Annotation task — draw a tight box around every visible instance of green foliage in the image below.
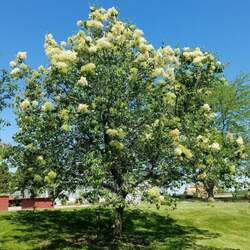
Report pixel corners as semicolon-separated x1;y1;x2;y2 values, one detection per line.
8;6;248;236
143;186;165;209
208;73;250;135
0;69;15;130
207;73;250;180
0;144;12;194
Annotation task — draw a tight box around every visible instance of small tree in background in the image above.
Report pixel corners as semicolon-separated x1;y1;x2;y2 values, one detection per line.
0;67;16;195
208;73;250;190
208;73;250;135
189;127;245;200
0;144;12;194
0;68;15;131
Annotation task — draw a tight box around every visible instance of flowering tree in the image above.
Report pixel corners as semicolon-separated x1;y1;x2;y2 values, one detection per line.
158;47;246;199
11;7;196;237
187;120;246;200
9;6;247;237
208;74;250;184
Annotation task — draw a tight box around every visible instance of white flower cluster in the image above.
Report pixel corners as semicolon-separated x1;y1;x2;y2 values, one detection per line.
86;20;104;29
16;51;27;62
96;37;112;50
111;21;125;35
77;76;88;87
77;7;118;31
20;99;30;110
42;101;53;112
74;7;178;77
182;47;221;69
169;128;180;138
81;63;96;73
196;135;209;144
236;136;244;145
210;142;220;151
45;34;78;73
174;144;193;159
183;47;205;64
77;103;89;113
10;51;29;79
157;46;179;65
89;7;118;21
150;46;180;80
202;103;211;112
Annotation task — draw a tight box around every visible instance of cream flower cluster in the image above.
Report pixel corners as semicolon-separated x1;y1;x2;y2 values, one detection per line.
77;76;88;87
88;7;118;22
42;101;53;112
110;140;124;150
236;136;244;145
210;142;221;151
202;103;211;112
174;144;192;159
96;37;112;50
107;128;126;138
77;7;118;32
16;51;27;62
85;7;118;30
169;128;180;138
196;135;209;144
163;92;176;106
201;104;216;120
150;46;180;80
111;21;126;35
81;63;96;73
77;103;89;113
86;20;104;29
45;34;78;73
183;47;204;63
10;68;22;79
157;46;179;66
37;155;44;161
10;51;29;79
182;47;221;69
73;7;178;78
20;99;30;110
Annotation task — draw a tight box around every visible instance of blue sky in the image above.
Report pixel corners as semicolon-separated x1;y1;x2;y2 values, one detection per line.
1;0;250;143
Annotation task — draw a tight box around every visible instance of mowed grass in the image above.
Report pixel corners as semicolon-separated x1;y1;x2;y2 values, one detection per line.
0;202;249;250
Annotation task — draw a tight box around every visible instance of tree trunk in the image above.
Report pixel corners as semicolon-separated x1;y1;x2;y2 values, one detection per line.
114;206;124;239
205;182;215;201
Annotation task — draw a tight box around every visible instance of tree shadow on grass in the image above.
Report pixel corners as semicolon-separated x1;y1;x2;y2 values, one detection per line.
0;208;239;250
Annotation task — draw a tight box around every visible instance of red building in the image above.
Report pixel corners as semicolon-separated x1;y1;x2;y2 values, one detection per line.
0;195;9;211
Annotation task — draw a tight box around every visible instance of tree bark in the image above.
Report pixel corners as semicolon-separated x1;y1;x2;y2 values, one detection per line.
114;205;124;239
205;182;215;201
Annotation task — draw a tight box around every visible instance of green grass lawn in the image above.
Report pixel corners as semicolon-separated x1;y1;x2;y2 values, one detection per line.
0;202;249;250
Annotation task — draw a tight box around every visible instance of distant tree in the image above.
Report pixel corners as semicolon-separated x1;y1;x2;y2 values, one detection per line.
189;128;245;200
0;144;12;194
208;74;250;182
0;68;16;130
0;65;16;195
208;73;250;136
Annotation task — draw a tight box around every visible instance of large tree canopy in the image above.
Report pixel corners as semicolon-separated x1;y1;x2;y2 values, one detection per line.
9;6;247;236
